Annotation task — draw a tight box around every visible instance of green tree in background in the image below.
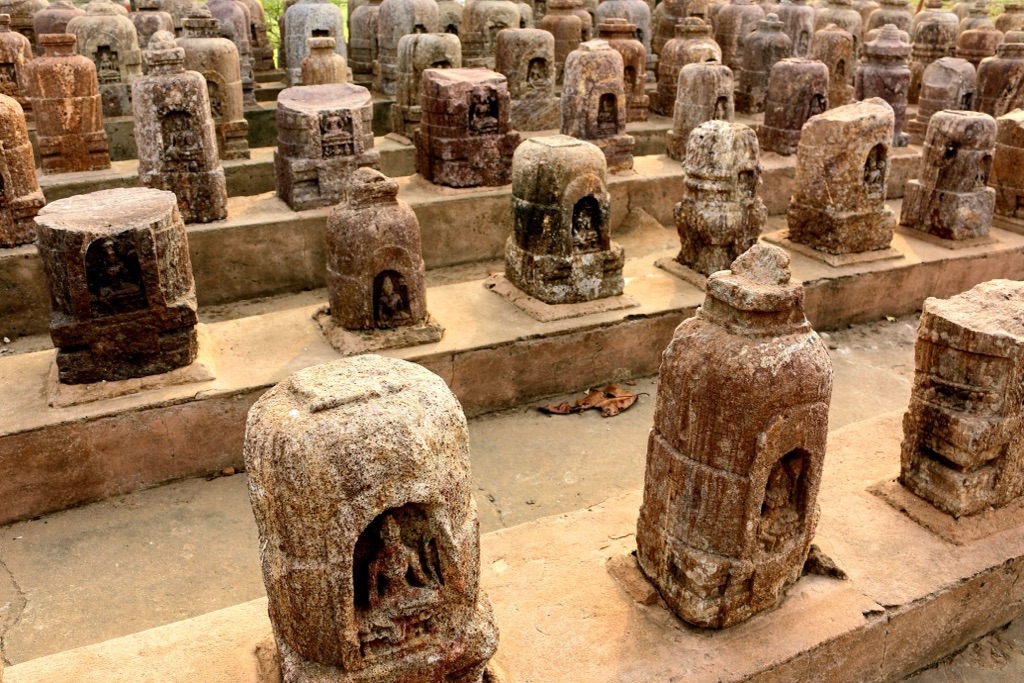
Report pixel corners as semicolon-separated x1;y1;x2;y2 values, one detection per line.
261;0;349;59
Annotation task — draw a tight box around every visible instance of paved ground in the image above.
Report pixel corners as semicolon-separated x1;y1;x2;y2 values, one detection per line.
9;310;1007;681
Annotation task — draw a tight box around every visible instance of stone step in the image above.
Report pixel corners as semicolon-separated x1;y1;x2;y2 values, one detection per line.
8;411;1024;683
2;149;922;339
2;217;1022;525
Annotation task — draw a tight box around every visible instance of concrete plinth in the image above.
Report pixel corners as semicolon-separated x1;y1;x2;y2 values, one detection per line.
9;411;1024;683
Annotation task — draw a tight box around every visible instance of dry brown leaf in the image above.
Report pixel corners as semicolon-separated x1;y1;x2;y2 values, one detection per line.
538;384;641;417
598;393;639;417
538;401;576;415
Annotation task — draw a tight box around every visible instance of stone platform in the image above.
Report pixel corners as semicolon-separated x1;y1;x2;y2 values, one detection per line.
8;410;1024;683
2;216;1023;525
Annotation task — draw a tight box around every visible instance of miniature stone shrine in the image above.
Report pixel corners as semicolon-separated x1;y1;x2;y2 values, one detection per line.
436;0;462;35
130;0;174;56
539;0;585;83
652;0;688;57
276;83;380;211
0;94;43;247
977;41;1024;118
320;168;442;349
814;0;862;57
735;13;790;114
390;32;460;139
666;61;734;160
177;6;250;161
652;18;720;116
635;242;833;629
672;120;766;276
566;0;595;41
162;0;193;36
415;68;519;187
277;0;297;69
237;0;274;72
133;31;227;224
35;187;199;384
809;23;854;108
244;355;498;682
282;0;344;87
596;0;654;76
866;0;912;34
504;134;625;303
25;33;111;174
0;0;46;55
908;0;959;104
495;27;559;130
906;57;975;146
66;0;142;117
992;110;1024;221
786;98;897;256
561;39;635;171
0;14;32;114
900;281;1024;517
957;23;1003;70
774;0;813;56
960;0;994;33
376;0;439;95
714;0;764;71
301;36;347;84
462;0;519;69
757;57;828;156
208;0;255;106
998;3;1024;32
348;0;380;87
855;25;912;147
597;18;648;122
33;0;83;43
900;111;996;242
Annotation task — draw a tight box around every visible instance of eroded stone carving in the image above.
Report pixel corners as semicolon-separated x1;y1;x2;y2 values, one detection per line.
495;27;558;130
376;0;439;95
25;33;112;174
301;35;347;84
244;355;498;682
977;41;1024;118
908;0;959;104
901;110;996;241
275;83;380;210
774;0;812;56
391;32;460;139
636;242;833;629
653;18;720;116
960;0;994;33
539;0;585;83
133;31;227;224
866;0;912;34
814;0;862;56
900;281;1024;517
0;93;43;247
561;39;635;171
735;12;790;114
666;60;733;160
596;0;655;76
809;23;854;108
348;0;380;87
787;98;897;254
652;0;688;58
597;17;649;122
757;57;828;156
416;67;519;187
177;6;250;161
66;0;142;117
35;187;198;384
906;57;976;146
0;0;47;55
282;0;344;87
992;109;1024;221
505;134;624;303
463;0;519;69
131;0;175;58
673;121;765;276
855;24;911;147
714;0;764;71
0;14;32;115
956;23;1003;71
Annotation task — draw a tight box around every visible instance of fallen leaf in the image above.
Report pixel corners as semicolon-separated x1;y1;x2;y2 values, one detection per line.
537;384;642;418
599;394;638;417
538;401;576;415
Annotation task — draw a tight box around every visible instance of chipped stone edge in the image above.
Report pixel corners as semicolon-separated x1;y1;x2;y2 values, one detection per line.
894;225;999;251
483;273;641;323
762;230;905;267
653;256;708;290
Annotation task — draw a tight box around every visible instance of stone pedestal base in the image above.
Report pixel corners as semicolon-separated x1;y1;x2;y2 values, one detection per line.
47;323;216;408
627;95;649;123
216;119;251;161
763;230;904;267
900;180;996;241
39;130;112;175
591;133;635;172
415;130;520;188
757;124;800;156
896;225;998;250
484;273;639;323
510;96;560;131
786;202;897;255
503;238;626;307
654;256;708;290
314;307;444;354
275;149;382;211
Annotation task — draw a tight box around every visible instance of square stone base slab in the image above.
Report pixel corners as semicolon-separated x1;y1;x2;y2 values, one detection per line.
762;230;905;268
994;213;1024;236
13;411;1024;683
895;225;999;250
483;274;640;323
654;256;708;289
869;478;1024;546
314;307;444;355
46;324;217;409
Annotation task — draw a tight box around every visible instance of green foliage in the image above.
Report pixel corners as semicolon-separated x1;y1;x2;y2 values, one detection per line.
260;0;349;56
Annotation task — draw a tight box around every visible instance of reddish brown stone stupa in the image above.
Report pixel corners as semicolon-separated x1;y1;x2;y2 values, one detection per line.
977;41;1024;118
757;57;828;156
597;17;649;122
809;23;854;109
25;33;111;174
855;24;912;147
636;243;833;629
992;109;1024;221
652;17;721;116
415;67;520;188
0;93;43;247
0;14;32;115
900;281;1024;517
34;187;199;384
495;27;560;131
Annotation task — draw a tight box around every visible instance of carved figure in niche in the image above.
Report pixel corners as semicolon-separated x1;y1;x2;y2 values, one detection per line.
320;109;354;157
374;272;411;327
161;111;203;173
635;243;833;629
495;27;559;131
527;56;547;89
468;85;499;135
244;357;497;681
863;143;886;193
96;45;119;83
573;196;602;252
207;80;222;118
596;92;617;133
0;63;15;95
86;237;147;317
900;281;1024;517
